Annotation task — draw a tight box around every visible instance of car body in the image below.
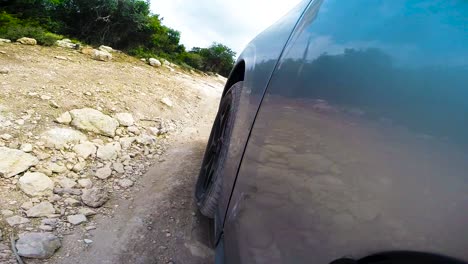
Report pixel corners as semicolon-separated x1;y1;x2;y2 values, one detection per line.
197;0;468;263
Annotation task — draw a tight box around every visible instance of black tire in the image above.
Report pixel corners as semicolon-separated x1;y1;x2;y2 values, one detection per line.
195;81;243;218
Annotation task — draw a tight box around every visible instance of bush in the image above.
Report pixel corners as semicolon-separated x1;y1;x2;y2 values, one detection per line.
0;12;62;46
0;24;61;46
37;32;62;46
128;46;157;59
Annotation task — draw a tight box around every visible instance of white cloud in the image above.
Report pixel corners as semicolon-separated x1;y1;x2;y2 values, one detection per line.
150;0;303;54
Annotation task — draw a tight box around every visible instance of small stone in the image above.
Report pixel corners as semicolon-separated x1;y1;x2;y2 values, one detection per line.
26;202;55;217
78;207;96;216
114;113;135;127
16;119;25;125
20;143;33;152
53;187;82;196
55;112;72;124
58;177;76;189
1;134;13;140
85;225;96;231
73;142;96;159
119;137;136;149
147;127;160;136
49;100;60;108
81;188;108;208
78;178;93;189
18;172;54;197
67;214;87;225
54;55;67;61
16;232;61;259
64;198;81;206
83;239;93;244
40;95;52;100
6;215;30;226
118;179;133;188
0;68;9;74
127;126;140;135
96;142;121;160
137;134;156;145
47;162;67;173
95;166;112;179
112;162;124;174
160;97;173;107
21;201;34;210
72;161;86;172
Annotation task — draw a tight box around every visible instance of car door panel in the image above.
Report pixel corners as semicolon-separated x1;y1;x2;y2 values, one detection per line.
223;0;468;263
215;0;313;235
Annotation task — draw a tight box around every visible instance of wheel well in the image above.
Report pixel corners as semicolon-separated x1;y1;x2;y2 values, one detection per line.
223;60;245;97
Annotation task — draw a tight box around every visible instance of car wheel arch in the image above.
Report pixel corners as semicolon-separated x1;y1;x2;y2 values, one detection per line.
223;60;245;98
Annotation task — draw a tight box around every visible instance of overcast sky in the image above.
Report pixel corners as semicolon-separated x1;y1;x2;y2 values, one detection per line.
150;0;303;54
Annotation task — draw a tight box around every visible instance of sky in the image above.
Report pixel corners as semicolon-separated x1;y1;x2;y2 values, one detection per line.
150;0;303;54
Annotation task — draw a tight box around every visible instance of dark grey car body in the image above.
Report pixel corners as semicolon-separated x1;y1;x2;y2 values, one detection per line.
208;0;468;263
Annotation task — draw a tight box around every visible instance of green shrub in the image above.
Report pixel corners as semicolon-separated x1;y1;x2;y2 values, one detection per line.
37;32;62;46
0;12;62;46
128;46;158;59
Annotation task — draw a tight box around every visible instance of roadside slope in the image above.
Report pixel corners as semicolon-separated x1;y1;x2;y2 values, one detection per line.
0;42;223;263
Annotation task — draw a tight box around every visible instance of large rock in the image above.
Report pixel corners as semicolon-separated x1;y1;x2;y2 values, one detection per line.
0;147;39;178
148;58;161;67
26;202;55;217
18;172;54;197
81;188;108;208
98;45;113;53
0;38;11;43
114;113;134;127
56;39;76;49
41;128;87;149
91;49;112;62
73;142;97;159
17;37;37;45
69;108;119;137
16;232;61;259
96;142;121;160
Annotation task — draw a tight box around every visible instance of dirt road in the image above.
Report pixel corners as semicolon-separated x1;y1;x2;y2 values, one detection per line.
51;93;219;264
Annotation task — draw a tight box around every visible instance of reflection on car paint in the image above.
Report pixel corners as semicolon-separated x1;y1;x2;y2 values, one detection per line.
223;0;468;263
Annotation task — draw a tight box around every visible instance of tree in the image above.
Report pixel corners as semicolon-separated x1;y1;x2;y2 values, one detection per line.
1;0;236;75
188;43;236;77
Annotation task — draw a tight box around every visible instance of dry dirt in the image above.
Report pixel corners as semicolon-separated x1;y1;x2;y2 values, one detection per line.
0;42;223;263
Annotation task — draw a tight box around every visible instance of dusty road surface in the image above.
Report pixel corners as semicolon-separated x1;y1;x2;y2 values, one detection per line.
51;91;219;264
0;42;222;264
51;107;218;264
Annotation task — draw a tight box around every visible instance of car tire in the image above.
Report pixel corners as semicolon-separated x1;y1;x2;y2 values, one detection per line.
195;81;243;218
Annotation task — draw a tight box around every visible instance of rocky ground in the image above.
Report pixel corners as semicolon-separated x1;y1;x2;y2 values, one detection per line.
0;39;223;263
